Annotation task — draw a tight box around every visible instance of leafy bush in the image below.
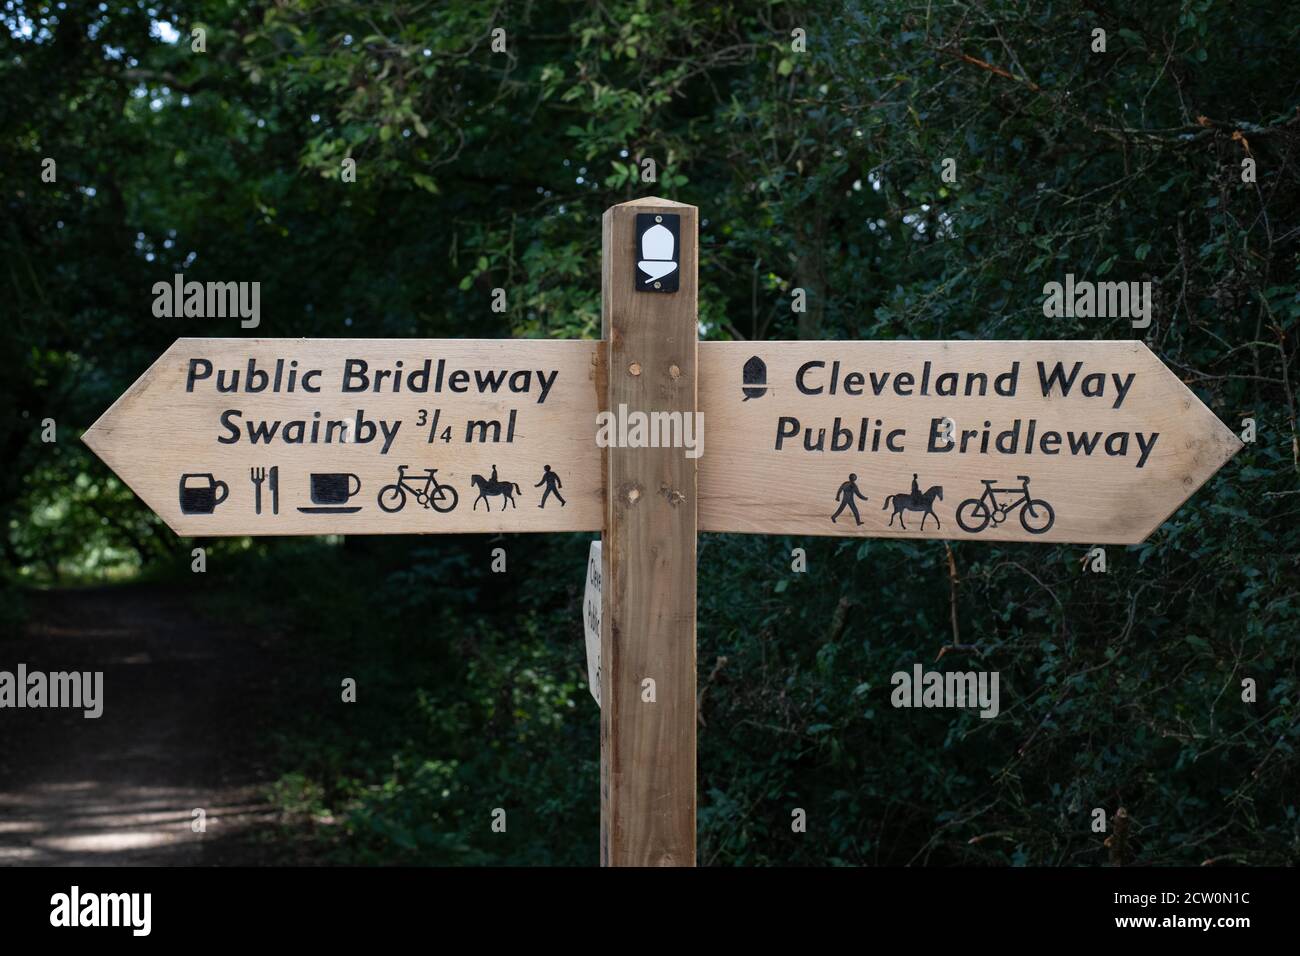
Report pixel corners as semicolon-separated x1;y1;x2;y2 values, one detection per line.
3;0;1296;864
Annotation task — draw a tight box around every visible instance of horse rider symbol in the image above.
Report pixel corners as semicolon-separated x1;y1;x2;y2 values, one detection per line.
471;465;523;512
882;473;944;531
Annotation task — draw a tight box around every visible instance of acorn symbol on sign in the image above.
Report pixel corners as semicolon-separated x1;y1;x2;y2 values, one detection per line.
742;355;768;400
637;223;678;283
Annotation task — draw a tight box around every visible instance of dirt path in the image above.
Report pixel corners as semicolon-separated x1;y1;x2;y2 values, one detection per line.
0;585;304;866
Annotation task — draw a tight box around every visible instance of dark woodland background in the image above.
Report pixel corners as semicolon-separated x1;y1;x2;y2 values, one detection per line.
1;0;1297;865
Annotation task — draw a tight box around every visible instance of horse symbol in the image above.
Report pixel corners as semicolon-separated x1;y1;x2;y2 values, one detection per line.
882;484;944;531
471;472;523;511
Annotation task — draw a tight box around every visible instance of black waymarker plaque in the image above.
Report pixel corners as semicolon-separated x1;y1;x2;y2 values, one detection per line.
635;212;680;293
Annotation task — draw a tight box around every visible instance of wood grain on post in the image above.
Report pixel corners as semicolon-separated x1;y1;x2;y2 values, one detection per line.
600;198;698;866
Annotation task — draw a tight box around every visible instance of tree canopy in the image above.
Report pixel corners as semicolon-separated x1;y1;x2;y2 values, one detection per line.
2;0;1297;864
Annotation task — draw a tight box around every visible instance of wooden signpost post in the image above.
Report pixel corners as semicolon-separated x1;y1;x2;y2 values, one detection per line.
83;197;1242;867
599;198;698;866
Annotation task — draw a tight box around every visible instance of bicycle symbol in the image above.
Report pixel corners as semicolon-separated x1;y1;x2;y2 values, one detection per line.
377;465;459;514
955;476;1055;535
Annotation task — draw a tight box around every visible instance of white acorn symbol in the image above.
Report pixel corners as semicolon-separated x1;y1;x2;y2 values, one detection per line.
638;223;677;282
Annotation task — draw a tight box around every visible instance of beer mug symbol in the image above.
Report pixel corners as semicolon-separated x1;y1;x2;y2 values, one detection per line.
178;473;229;514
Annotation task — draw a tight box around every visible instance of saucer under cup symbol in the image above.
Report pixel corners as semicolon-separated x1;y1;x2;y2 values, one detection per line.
298;472;362;514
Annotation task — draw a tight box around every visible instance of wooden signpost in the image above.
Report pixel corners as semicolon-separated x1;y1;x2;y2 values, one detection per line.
83;339;603;536
698;341;1242;542
83;197;1242;867
599;198;698;866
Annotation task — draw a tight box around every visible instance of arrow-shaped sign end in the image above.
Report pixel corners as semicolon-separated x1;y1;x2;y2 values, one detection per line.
1127;341;1245;542
81;343;193;539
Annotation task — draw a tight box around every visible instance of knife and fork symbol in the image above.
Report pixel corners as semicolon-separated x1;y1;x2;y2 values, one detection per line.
250;466;279;515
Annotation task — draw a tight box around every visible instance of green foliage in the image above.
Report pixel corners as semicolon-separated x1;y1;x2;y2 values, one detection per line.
9;447;168;581
200;535;598;865
2;0;1297;864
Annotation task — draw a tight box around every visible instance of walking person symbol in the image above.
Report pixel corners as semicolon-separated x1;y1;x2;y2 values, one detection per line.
536;465;566;508
832;473;869;525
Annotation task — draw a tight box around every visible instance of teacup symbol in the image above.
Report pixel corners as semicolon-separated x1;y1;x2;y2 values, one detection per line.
179;473;229;515
310;472;361;506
